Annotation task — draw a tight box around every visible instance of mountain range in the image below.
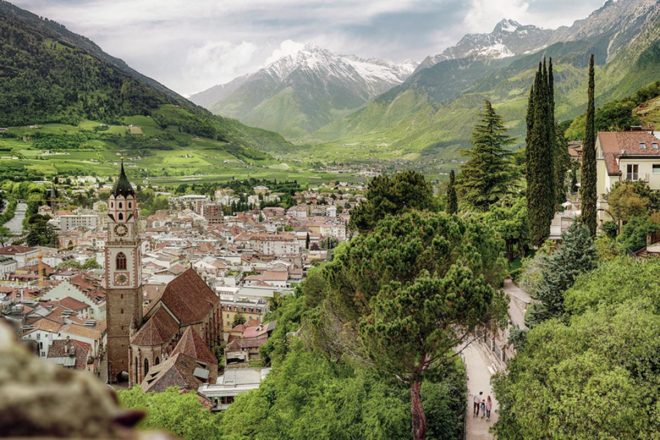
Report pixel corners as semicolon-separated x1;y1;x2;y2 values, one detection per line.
190;47;416;140
193;0;660;163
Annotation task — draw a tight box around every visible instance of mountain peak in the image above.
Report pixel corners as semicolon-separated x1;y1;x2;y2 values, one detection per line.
494;19;523;33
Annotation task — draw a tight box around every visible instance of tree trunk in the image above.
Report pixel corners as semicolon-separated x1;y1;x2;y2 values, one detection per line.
411;380;426;440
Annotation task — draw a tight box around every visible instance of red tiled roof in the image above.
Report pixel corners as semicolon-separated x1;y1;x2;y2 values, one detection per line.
598;131;660;175
141;353;207;393
58;296;88;311
131;307;179;346
47;339;91;369
171;327;217;366
159;268;218;325
0;245;34;255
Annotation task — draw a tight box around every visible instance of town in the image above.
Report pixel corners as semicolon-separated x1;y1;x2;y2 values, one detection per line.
0;163;359;409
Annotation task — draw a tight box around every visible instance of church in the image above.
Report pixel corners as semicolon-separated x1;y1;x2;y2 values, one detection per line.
105;163;222;388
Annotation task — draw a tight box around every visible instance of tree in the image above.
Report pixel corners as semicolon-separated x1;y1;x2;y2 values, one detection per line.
25;214;58;247
320;211;507;440
482;196;529;261
349;170;433;233
606;180;656;227
617;215;658;253
526;222;597;326
580;54;597;236
526;60;556;245
458;100;514;210
232;313;246;327
495;256;658;439
0;226;10;246
446;170;458;214
118;387;222;440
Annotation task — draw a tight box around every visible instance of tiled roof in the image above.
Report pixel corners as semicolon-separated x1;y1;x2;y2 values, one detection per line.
131;306;179;347
47;339;91;369
0;245;34;255
60;323;104;341
159;268;218;325
58;296;88;311
141;353;208;393
171;327;217;366
598;131;660;175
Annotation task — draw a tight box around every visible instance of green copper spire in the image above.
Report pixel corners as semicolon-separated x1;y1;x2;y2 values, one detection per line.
112;160;135;197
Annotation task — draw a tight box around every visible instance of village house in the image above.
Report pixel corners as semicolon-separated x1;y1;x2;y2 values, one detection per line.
596;130;660;224
0;245;38;268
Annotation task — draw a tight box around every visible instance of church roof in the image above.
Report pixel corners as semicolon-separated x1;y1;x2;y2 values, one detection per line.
171;326;217;366
112;161;135;198
141;353;209;393
159;268;219;325
131;307;179;347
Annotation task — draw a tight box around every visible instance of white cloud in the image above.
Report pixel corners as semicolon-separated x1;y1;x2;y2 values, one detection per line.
464;0;530;32
264;40;305;65
184;41;257;95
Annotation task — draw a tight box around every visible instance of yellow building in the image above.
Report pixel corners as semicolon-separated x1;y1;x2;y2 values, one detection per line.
596;131;660;224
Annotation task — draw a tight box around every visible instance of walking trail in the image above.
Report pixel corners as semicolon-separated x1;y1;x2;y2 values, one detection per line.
463;279;531;439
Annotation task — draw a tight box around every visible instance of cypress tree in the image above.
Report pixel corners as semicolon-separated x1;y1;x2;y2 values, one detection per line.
527;63;553;245
446;170;458;214
542;59;556;222
581;54;597;237
458;100;514;210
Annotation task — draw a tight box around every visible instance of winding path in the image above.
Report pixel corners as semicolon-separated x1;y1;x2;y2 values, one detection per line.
463;279;531;439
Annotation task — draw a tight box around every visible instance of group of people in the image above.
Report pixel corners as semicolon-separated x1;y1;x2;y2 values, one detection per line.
472;391;493;421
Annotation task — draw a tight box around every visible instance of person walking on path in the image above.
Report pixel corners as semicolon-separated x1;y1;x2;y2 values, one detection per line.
473;392;483;417
480;399;486;419
486;396;493;421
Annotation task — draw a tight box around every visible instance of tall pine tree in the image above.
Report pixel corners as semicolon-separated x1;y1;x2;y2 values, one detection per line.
526;61;555;246
458;100;514;211
446;170;458;214
581;54;597;237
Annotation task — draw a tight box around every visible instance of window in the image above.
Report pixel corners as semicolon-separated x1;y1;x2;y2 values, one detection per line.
118;212;123;221
155;356;160;365
119;202;123;209
640;142;647;149
653;164;660;175
128;202;132;208
116;252;127;270
143;358;149;377
626;164;639;181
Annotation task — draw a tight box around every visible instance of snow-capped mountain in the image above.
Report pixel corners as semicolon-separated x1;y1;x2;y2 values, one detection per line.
416;19;552;71
190;46;416;139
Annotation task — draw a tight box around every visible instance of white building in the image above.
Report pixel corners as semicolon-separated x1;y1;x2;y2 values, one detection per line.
58;215;99;231
198;368;271;411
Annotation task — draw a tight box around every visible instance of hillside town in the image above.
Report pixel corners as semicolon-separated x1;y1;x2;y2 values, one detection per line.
0;164;358;409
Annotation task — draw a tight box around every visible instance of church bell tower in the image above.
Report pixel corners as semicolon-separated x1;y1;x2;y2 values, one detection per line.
105;162;142;383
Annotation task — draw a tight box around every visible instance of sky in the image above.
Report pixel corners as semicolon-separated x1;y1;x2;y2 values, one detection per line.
11;0;607;96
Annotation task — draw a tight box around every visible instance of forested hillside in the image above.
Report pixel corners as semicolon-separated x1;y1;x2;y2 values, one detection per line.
0;0;291;154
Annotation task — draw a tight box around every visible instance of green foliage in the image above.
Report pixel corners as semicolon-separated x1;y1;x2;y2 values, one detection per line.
480;196;529;261
617;215;658;253
526;223;597;326
457;100;515;210
565;80;660;139
314;210;507;438
580;54;597;237
564;256;660;315
118;387;222;440
446;169;458;215
606;181;655;225
231;313;246;327
526;60;556;246
349;170;434;233
25;214;58;247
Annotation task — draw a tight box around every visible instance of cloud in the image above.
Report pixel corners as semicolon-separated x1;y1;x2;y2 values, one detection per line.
9;0;609;95
264;40;305;65
183;41;257;95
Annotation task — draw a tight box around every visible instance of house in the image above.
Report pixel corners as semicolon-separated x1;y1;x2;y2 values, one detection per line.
46;338;96;374
596;130;660;224
0;246;38;268
0;256;17;275
198;367;272;411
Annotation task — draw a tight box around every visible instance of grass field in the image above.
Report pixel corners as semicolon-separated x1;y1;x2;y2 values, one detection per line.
0;118;360;186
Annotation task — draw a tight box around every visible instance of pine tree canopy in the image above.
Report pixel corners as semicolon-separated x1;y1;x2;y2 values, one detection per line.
458;100;514;211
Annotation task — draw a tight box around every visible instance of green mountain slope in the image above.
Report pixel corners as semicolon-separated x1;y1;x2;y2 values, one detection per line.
0;0;291;157
310;0;659;163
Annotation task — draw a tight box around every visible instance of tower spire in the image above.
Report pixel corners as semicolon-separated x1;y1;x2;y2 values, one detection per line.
112;160;135;197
